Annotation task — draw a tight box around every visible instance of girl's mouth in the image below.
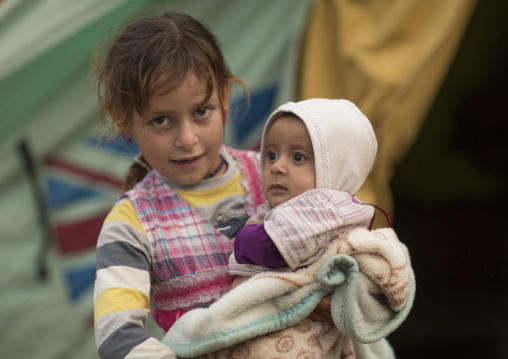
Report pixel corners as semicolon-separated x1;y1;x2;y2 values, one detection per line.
171;155;203;169
173;154;203;163
175;157;199;164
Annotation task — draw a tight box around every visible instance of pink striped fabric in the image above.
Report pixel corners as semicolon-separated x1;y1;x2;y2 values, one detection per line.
263;189;375;269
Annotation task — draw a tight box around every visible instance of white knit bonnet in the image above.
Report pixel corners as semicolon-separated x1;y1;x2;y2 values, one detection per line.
260;98;377;195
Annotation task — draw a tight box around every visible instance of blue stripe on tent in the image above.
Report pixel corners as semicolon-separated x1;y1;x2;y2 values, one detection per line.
65;264;97;301
45;175;105;210
230;84;277;144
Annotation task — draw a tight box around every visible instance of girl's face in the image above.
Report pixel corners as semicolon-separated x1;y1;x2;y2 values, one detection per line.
123;73;229;185
262;115;316;207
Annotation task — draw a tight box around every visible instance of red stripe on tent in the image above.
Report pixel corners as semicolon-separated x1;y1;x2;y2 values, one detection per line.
54;213;108;254
46;157;124;189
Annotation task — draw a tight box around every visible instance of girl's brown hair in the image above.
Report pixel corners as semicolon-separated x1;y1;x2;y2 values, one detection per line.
94;12;247;190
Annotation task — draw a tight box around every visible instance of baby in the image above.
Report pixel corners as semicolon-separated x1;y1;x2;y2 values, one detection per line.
161;99;414;359
230;98;379;280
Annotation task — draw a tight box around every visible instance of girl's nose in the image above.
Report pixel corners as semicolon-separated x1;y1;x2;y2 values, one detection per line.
175;121;198;148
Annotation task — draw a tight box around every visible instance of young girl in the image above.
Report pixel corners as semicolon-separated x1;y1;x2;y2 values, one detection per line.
93;12;267;358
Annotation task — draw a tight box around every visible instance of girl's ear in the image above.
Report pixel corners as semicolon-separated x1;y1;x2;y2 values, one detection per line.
108;105;132;136
222;83;231;114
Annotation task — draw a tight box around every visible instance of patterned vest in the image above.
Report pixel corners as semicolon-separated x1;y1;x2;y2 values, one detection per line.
127;146;264;329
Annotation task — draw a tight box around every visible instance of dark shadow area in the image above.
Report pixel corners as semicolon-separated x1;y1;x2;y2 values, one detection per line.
387;1;508;358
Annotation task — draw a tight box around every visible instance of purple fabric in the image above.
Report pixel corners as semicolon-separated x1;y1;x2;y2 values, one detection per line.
234;224;287;268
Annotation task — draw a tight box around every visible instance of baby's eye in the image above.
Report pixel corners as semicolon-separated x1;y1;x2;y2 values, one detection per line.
268;151;279;161
195;107;211;118
294;153;307;162
151;116;171;127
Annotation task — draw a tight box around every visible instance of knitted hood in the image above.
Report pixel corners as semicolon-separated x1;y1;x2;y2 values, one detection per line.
260;99;377;195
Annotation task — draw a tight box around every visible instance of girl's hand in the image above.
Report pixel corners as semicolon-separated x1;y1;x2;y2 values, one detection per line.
307;295;333;325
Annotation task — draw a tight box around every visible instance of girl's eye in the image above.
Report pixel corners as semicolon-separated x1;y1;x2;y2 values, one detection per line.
151;116;171;127
195;107;211;118
268;151;278;161
294;153;307;162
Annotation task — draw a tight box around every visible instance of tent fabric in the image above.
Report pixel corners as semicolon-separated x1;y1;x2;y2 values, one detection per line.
0;0;151;189
299;0;477;224
0;1;312;358
0;0;311;187
0;0;472;358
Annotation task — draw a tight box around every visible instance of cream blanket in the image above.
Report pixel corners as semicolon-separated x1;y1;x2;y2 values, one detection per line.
161;227;415;358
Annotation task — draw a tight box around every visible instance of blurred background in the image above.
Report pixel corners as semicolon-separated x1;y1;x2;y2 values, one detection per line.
0;0;506;358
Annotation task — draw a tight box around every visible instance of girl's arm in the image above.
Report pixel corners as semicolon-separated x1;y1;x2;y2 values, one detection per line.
94;199;173;359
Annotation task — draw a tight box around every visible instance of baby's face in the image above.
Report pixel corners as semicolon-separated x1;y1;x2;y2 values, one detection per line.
262;115;316;207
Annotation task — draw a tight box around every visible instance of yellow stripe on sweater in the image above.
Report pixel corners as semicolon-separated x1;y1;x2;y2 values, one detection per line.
103;200;146;234
94;287;150;324
176;172;245;207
